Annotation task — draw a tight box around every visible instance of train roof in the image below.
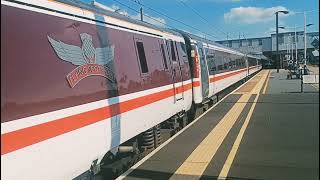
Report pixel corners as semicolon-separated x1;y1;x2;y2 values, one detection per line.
55;0;183;38
8;0;261;60
181;30;261;59
7;0;185;42
176;30;247;56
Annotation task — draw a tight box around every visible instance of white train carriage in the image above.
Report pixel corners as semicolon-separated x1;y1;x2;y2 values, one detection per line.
178;31;262;104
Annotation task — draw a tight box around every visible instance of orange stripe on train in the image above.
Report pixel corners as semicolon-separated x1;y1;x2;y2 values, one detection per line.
1;83;192;155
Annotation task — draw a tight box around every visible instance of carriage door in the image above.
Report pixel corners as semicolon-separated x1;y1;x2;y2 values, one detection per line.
167;40;183;102
197;43;209;99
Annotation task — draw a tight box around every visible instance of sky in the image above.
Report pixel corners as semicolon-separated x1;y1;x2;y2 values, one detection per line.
78;0;319;41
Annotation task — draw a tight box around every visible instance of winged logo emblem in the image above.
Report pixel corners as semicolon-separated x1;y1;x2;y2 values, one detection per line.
48;33;115;88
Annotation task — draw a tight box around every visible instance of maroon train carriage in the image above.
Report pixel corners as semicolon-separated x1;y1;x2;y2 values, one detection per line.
1;0;261;179
1;0;193;179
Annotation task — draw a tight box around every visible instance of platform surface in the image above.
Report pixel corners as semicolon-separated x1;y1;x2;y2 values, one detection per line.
119;69;319;180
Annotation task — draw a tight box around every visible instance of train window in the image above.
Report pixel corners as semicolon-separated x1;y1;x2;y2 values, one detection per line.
174;42;181;62
160;44;168;69
224;63;228;69
242;58;245;67
237;59;241;67
136;41;148;73
231;60;236;68
206;49;216;73
228;60;232;69
215;53;223;71
170;40;176;61
198;48;204;57
180;42;187;54
224;57;228;69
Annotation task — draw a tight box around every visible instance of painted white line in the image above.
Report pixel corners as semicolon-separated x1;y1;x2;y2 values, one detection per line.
116;72;260;180
218;93;260;180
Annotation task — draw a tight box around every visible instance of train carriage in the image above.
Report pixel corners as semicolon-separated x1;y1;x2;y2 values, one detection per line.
1;0;261;179
1;0;193;179
178;31;262;104
248;54;263;75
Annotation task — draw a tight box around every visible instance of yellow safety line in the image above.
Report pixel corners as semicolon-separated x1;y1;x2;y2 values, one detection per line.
217;71;269;179
170;94;251;178
218;93;260;179
262;70;270;94
169;70;269;179
251;70;269;94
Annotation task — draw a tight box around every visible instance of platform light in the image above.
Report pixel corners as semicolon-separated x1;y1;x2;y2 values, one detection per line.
275;10;289;73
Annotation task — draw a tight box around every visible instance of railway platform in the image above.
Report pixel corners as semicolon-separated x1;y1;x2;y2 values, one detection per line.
117;69;319;180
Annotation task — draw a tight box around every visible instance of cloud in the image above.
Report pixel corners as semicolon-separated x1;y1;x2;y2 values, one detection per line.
106;4;166;27
224;6;290;24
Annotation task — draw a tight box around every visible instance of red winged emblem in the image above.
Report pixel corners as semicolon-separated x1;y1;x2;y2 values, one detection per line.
48;33;115;88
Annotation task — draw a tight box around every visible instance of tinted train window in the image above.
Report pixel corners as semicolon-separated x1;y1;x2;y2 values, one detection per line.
160;44;168;69
217;55;224;71
215;52;224;71
206;49;216;73
231;60;236;68
228;60;232;69
170;41;176;61
178;42;188;62
136;41;148;73
180;42;187;54
174;42;180;61
224;57;228;69
198;48;204;57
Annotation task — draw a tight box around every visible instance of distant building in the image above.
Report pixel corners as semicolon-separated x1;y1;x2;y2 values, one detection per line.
216;31;319;67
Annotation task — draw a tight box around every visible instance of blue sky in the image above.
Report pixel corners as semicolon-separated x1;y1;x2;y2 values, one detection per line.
79;0;319;41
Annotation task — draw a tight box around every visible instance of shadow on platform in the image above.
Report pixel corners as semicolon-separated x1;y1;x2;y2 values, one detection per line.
126;168;266;180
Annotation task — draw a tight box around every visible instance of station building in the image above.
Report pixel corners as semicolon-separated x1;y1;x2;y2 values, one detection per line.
216;31;319;68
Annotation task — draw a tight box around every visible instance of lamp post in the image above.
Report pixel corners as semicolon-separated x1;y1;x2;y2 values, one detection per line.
281;9;318;73
304;12;306;65
279;25;313;67
291;41;294;61
295;25;297;62
304;22;314;66
275;10;289;73
292;10;316;70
